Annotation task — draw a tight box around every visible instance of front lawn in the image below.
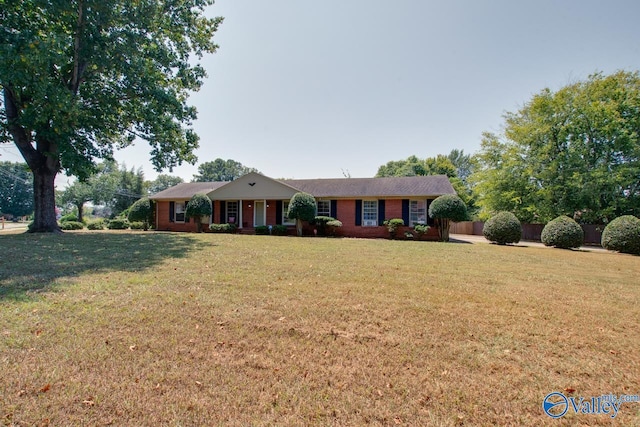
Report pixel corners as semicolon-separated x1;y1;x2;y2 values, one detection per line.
1;232;639;426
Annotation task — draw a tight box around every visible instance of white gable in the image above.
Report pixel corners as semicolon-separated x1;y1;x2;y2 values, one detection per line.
207;172;301;200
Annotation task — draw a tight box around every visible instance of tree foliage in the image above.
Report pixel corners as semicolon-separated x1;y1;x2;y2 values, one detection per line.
110;164;146;217
193;158;259;182
375;150;476;215
472;71;640;224
59;160;118;222
428;194;468;242
148;174;184;195
0;161;33;217
287;192;317;236
601;215;640;255
0;1;223;232
127;197;154;231
185;193;211;232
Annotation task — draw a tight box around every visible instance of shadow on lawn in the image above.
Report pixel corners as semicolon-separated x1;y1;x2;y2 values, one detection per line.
0;232;209;300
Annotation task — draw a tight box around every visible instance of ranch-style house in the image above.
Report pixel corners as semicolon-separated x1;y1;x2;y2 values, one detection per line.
149;172;455;239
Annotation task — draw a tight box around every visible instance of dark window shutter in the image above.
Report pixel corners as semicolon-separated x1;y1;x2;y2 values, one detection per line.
276;200;282;225
402;199;410;225
330;200;337;219
378;200;385;225
355;200;362;226
220;201;226;223
169;201;175;222
427;199;434;226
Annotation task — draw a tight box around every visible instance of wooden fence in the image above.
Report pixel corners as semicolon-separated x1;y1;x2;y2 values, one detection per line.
450;221;604;245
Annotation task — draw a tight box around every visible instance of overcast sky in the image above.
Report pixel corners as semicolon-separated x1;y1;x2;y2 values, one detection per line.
2;0;640;185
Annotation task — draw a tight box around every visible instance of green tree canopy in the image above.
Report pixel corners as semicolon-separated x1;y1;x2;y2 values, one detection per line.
0;161;33;217
471;71;640;224
127;197;154;231
110;164;147;217
59;160;118;222
287;192;317;236
193;158;259;182
1;1;223;232
185;193;211;232
148;174;184;195
428;194;468;242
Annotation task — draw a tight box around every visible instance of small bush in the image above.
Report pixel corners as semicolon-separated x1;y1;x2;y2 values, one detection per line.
60;221;84;230
601;215;640;255
87;219;105;230
413;224;430;238
107;218;130;230
209;223;237;233
326;220;342;236
541;216;583;249
383;218;405;239
60;213;79;223
255;225;270;235
313;216;336;236
130;221;146;230
429;194;468;241
272;225;289;236
483;212;521;245
128;198;154;230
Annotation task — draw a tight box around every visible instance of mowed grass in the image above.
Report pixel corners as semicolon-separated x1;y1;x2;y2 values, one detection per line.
1;231;639;426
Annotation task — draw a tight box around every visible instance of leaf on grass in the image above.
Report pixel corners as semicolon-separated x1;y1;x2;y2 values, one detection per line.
39;384;50;393
82;399;95;406
564;387;576;394
129;345;137;351
609;349;618;355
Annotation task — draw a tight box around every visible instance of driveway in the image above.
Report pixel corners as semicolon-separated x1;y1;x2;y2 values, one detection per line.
450;233;608;252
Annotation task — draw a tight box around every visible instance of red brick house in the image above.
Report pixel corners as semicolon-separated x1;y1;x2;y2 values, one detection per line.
149;172;455;239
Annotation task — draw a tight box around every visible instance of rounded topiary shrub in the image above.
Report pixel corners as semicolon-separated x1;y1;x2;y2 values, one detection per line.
107;218;130;230
60;221;84;230
541;216;584;249
87;219;105;230
601;215;640;255
483;211;521;245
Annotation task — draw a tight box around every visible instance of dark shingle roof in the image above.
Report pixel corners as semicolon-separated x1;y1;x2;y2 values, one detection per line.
150;182;228;200
150;175;455;200
281;175;454;198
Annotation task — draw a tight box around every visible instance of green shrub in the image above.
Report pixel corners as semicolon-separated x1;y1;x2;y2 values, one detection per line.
60;213;79;223
383;218;405;239
87;219;105;230
429;194;468;241
128;198;154;231
541;216;584;249
107;218;130;230
288;192;317;236
60;221;84;230
209;223;237;233
272;224;289;236
413;224;430;238
313;216;336;236
601;215;640;255
255;225;270;235
185;193;212;232
326;220;342;236
130;221;146;230
483;212;521;245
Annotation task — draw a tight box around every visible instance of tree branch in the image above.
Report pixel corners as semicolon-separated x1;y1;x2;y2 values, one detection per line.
3;86;38;168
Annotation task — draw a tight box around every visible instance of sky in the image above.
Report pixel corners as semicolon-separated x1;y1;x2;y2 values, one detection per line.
2;0;640;186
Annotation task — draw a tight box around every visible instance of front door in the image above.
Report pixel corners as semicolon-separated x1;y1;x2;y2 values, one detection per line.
254;201;265;227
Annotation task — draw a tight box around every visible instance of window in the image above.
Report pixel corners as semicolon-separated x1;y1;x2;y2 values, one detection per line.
175;202;185;222
410;200;427;226
317;200;331;217
282;200;295;225
362;200;378;226
226;201;238;224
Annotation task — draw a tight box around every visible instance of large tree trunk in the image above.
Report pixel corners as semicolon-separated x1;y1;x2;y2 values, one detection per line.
76;202;85;224
30;167;61;233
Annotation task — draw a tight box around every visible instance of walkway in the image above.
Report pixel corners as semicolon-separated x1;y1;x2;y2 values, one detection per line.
450;233;609;253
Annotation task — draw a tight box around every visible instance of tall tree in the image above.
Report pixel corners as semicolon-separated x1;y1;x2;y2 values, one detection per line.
472;71;640;223
0;1;222;232
58;160;118;222
0;161;33;217
193;158;259;182
148;174;184;195
110;164;146;217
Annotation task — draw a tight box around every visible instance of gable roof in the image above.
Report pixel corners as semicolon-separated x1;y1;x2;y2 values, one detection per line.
281;175;454;198
208;172;300;200
150;174;455;200
150;181;228;200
